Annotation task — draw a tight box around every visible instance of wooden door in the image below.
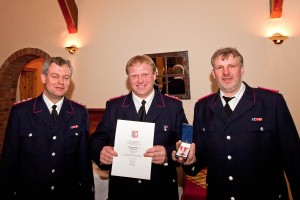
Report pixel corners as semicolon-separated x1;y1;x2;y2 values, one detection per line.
19;69;36;100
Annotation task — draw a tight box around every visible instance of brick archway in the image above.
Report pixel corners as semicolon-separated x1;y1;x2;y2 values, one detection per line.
0;48;51;156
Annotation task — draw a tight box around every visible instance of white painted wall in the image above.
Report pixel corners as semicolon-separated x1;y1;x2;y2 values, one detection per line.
1;0;300;132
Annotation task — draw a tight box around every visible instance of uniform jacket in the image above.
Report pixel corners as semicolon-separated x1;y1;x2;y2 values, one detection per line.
184;82;300;200
90;90;187;200
0;94;94;200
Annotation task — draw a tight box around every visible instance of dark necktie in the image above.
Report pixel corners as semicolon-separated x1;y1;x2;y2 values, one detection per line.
51;105;58;122
138;100;146;121
223;96;234;118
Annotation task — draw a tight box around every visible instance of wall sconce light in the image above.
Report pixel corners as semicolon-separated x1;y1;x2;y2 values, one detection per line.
65;45;78;54
268;33;288;45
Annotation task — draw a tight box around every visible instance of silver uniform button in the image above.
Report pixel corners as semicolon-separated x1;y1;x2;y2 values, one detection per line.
163;162;168;166
227;155;232;160
51;169;55;173
75;133;79;136
260;126;264;131
51;152;56;156
28;133;33;137
228;176;233;181
172;179;175;183
202;128;205;132
52;136;57;140
51;186;55;190
226;135;231;140
231;197;235;200
138;180;142;183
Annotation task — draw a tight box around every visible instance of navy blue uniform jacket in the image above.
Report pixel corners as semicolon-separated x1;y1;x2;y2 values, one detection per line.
90;90;187;200
184;82;300;200
0;94;94;200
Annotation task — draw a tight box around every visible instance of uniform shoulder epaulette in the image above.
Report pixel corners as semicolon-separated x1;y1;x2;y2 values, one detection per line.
257;86;279;93
14;97;32;105
70;99;86;107
109;94;124;101
198;93;214;102
165;94;181;101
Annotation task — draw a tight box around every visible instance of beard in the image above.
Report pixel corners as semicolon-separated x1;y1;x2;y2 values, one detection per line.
219;77;242;94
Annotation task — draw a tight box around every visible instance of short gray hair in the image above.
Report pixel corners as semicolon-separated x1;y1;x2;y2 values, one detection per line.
42;57;73;76
211;47;244;67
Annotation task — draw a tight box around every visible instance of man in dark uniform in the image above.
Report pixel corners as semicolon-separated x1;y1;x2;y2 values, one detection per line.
174;47;300;200
90;55;187;200
0;57;94;200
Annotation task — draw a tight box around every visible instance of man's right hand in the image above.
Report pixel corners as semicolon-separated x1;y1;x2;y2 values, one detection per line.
100;146;118;165
172;140;197;165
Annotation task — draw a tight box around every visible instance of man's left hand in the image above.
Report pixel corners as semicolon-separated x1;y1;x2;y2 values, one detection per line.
144;145;167;165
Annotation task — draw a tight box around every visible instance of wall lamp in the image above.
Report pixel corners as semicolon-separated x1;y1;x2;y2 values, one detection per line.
65;45;78;54
268;33;288;45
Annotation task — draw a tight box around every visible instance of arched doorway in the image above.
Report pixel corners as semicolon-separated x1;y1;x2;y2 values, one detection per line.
16;58;45;102
0;48;51;157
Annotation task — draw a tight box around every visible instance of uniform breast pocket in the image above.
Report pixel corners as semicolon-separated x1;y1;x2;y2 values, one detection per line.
197;123;215;149
64;130;81;154
20;132;46;156
247;120;277;153
154;125;176;145
247;120;276;135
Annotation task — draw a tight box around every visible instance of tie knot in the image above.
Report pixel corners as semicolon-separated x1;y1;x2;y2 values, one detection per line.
52;105;57;110
141;100;146;106
223;96;234;103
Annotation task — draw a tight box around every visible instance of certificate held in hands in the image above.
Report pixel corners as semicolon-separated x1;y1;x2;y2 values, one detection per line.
176;123;193;160
111;119;155;180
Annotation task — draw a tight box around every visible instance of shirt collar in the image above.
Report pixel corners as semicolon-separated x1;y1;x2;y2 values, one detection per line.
219;82;245;109
234;82;246;100
132;89;155;113
43;93;64;114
